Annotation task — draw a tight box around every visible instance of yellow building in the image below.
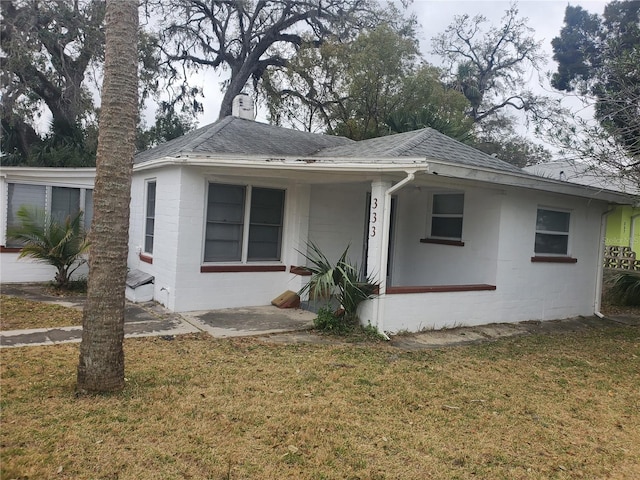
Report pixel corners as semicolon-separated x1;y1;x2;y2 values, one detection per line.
605;205;640;254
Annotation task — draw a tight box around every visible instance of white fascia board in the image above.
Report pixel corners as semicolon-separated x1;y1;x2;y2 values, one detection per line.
0;166;96;184
424;159;636;205
132;154;429;173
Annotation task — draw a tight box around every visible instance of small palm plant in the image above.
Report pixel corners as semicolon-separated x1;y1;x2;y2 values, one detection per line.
299;242;378;328
7;206;90;289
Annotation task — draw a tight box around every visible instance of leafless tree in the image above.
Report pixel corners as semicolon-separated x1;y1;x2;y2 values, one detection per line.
150;0;397;119
431;3;556;126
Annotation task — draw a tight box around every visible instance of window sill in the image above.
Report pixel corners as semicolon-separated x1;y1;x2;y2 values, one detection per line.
200;264;287;273
290;266;312;276
0;246;23;253
419;238;465;247
387;284;496;294
139;253;153;264
531;256;577;264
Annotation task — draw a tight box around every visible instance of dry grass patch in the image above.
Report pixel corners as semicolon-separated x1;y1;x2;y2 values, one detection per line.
0;296;82;330
2;323;639;479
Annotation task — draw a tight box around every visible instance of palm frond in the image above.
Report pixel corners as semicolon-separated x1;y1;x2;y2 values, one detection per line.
7;206;90;288
298;241;378;320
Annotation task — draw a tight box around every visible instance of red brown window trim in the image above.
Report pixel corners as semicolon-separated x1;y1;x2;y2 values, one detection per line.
531;256;577;264
139;253;153;264
420;238;465;247
387;284;496;294
200;264;287;273
0;246;22;253
290;265;312;276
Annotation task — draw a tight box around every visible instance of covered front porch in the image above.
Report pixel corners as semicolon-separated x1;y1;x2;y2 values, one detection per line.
299;170;503;333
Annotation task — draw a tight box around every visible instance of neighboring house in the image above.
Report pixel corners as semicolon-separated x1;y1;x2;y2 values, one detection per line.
0;167;94;283
524;161;640;255
1;97;634;332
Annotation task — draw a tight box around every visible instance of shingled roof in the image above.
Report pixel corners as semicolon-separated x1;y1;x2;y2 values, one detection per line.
134;116;354;164
315;127;524;174
135;116;523;175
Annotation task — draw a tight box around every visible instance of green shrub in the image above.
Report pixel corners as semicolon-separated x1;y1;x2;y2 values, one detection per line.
608;272;640;306
314;307;350;333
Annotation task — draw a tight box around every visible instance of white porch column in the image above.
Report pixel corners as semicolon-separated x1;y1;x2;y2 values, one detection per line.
362;180;392;332
366;180;392;287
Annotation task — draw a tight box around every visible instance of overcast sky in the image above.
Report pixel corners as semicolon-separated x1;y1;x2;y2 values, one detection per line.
190;1;609;128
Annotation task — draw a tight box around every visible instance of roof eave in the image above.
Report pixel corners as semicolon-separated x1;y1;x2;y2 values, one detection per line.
132;154;430;172
132;154;636;205
425;159;637;204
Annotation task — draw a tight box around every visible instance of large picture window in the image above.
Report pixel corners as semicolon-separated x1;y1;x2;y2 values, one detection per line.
535;208;570;255
204;183;284;262
6;183;93;247
430;193;464;240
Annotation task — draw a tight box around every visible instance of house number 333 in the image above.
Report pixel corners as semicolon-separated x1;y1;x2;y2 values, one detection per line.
370;198;378;237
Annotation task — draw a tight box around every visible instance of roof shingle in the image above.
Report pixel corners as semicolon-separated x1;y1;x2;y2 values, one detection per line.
135;116;524;175
134;116;354;164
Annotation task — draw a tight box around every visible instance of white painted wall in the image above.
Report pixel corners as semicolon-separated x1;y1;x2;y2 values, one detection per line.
307;183;369;267
361;186;608;332
128;166;184;309
391;185;501;286
126;166;608;331
129;167;314;312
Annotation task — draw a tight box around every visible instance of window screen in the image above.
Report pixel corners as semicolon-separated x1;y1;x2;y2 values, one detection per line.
6;184;46;247
144;182;156;254
248;187;284;260
204;184;246;261
431;193;464;239
535;208;570;255
51;187;81;224
84;189;94;230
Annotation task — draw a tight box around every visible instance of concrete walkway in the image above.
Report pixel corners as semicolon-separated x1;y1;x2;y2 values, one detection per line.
0;300;202;348
0;284;315;348
1;283;638;349
257;314;640;349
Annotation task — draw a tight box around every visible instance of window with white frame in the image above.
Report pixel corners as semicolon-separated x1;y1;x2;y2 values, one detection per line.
534;208;570;255
430;193;464;240
204;183;284;262
6;183;93;247
144;181;156;254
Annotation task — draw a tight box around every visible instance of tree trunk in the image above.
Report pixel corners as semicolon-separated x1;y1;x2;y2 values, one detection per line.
77;0;138;394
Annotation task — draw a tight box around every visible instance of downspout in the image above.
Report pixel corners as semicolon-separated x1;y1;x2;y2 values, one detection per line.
630;213;640;252
375;168;426;338
594;207;615;318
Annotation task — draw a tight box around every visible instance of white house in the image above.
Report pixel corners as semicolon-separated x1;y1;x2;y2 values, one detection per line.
0;167;95;283
1;98;634;333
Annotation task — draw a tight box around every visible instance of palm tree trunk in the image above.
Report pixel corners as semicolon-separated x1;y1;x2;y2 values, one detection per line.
77;0;138;394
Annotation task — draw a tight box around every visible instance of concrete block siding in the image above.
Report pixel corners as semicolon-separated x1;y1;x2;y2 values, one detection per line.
1;161;609;333
127;163;608;330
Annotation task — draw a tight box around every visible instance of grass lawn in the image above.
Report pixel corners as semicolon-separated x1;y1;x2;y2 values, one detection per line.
0;296;83;330
2;301;639;479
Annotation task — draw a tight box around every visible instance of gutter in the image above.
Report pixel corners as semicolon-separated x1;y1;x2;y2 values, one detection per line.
594;207;615;318
630;213;640;251
375;168;427;339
